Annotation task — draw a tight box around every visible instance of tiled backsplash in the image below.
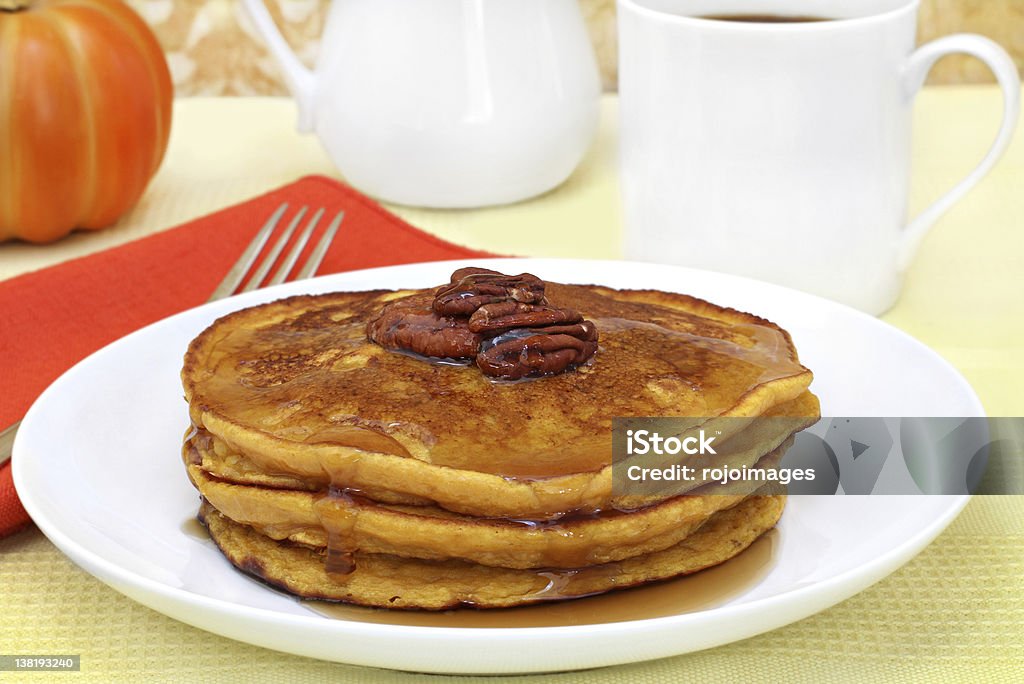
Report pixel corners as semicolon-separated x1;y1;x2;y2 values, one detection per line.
126;0;1024;96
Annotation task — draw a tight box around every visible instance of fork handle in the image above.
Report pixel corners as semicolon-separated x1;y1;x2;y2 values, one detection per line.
0;420;19;467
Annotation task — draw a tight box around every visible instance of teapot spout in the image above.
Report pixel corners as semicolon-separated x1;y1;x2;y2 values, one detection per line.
241;0;318;133
293;74;316;134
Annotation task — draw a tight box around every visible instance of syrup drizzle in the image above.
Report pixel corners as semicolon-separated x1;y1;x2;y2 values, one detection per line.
180;516;210;541
303;531;777;628
314;487;361;576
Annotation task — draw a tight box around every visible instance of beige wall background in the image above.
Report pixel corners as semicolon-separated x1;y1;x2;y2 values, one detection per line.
124;0;1024;96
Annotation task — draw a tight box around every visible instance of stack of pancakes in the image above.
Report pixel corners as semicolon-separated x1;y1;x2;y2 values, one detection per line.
181;280;819;610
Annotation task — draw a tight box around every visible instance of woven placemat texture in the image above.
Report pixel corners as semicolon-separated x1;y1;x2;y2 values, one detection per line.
1;497;1020;683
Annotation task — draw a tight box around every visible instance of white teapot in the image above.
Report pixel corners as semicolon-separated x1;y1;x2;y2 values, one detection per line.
242;0;601;208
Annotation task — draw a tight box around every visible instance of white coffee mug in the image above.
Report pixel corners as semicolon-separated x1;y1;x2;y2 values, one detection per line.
243;0;600;209
618;0;1019;314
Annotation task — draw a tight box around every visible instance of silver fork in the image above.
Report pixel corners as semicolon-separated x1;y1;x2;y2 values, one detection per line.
0;202;344;467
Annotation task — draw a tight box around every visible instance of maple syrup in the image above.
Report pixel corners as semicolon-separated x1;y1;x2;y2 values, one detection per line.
303;531;776;628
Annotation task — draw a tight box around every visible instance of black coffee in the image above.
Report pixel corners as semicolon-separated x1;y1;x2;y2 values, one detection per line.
699;14;832;23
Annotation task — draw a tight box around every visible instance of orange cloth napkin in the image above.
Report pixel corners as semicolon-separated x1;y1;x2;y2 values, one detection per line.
0;175;494;537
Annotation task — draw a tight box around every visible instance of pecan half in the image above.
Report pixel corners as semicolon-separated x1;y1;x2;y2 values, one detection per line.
476;321;598;380
433;268;547;317
366;293;481;359
468;301;583;334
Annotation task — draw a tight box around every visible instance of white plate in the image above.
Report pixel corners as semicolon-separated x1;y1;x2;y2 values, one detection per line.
14;259;980;675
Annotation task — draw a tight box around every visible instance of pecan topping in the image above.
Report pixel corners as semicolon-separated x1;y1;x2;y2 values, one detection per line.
367;268;598;380
366;293;481;359
468;301;582;334
477;321;599;380
433;268;546;317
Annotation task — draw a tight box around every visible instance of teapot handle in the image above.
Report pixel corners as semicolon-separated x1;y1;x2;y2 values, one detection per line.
241;0;317;132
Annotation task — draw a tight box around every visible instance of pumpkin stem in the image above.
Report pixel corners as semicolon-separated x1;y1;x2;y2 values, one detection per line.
0;0;32;11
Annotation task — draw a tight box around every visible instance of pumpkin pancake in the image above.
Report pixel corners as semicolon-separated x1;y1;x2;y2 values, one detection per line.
187;435;794;569
198;493;786;610
182;281;815;519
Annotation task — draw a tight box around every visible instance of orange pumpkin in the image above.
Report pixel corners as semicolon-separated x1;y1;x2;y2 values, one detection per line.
0;0;172;243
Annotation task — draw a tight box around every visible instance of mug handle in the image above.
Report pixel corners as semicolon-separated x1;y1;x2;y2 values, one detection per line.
898;35;1020;270
240;0;318;132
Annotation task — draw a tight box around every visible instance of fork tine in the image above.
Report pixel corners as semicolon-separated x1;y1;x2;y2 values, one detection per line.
296;210;343;280
268;208;324;286
208;203;288;302
241;207;307;293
